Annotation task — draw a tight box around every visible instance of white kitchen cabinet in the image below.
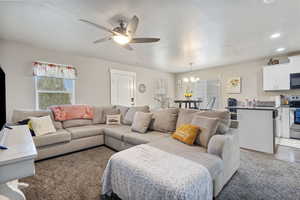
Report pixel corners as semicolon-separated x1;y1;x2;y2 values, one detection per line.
263;64;290;91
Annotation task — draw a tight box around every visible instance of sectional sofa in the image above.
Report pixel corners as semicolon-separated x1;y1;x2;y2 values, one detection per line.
11;105;240;197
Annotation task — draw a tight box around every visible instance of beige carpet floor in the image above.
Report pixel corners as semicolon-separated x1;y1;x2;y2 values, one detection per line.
21;146;114;200
21;146;300;200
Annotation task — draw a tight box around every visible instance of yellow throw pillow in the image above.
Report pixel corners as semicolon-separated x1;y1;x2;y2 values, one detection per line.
172;124;200;145
28;120;33;130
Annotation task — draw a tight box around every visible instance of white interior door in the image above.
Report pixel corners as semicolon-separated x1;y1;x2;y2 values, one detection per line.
110;69;136;106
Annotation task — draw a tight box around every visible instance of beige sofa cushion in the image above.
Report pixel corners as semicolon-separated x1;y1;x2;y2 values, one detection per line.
123;131;170;145
103;125;131;140
131;112;153;133
148;138;223;179
62;119;92;128
150;108;179;133
66;125;104;139
191;116;219;147
123;106;150;125
50;112;63;129
115;105;129;124
11;109;62;130
176;109;198;128
12;109;50;123
33;129;71;148
196;110;230;134
92;106;119;124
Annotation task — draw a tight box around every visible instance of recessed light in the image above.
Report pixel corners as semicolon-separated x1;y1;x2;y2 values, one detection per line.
263;0;275;4
276;48;286;52
270;33;281;39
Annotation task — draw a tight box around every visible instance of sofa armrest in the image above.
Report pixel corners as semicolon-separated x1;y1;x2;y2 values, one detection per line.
207;135;228;159
208;128;240;189
208;128;240;159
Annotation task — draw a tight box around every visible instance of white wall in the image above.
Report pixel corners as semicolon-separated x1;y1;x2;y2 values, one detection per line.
176;58;300;108
0;40;175;120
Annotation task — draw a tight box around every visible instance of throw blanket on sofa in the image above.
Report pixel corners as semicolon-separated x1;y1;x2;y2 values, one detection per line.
102;144;212;200
50;105;94;121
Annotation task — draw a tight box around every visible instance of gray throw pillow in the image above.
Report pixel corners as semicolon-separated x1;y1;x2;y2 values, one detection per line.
115;105;129;124
123;106;150;125
92;106;119;124
176;109;199;128
191;115;219;148
196;110;230;134
149;108;179;133
131;112;153;133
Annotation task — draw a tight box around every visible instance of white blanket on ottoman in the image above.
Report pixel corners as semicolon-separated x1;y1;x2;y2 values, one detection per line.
101;144;212;200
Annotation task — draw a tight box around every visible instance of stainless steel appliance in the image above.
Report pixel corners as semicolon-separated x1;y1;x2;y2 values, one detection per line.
289;96;300;107
290;73;300;89
289;95;300;139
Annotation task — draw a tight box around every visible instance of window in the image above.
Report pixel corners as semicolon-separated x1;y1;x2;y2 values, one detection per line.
35;76;75;110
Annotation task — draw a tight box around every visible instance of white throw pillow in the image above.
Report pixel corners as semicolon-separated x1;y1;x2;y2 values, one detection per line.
106;114;121;125
30;115;56;136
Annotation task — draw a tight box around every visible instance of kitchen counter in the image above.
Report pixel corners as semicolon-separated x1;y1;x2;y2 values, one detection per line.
232;107;276;154
227;106;277;111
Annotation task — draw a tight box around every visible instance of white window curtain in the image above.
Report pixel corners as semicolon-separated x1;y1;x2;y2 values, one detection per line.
33;61;77;79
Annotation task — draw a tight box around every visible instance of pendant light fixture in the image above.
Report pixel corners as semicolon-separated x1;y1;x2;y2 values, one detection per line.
183;62;199;83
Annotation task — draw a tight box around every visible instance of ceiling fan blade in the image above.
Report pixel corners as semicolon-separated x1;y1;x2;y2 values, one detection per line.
79;19;113;34
93;36;111;44
130;38;160;43
122;44;133;51
126;15;139;36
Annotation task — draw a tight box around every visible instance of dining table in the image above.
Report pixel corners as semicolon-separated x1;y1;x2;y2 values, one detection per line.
174;99;202;109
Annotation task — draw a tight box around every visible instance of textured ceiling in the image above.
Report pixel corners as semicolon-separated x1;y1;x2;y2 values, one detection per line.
0;0;300;73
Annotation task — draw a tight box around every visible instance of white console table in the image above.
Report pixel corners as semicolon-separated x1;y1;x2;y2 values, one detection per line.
0;125;37;200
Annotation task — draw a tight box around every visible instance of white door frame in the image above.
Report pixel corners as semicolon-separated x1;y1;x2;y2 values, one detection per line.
110;69;136;106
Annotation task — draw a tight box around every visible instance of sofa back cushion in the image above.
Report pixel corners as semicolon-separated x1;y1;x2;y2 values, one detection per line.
11;109;62;130
131;112;153;133
62;119;93;128
92;106;120;124
123;106;150;125
191;115;219;147
149;108;179;133
115;105;129;124
196;110;230;134
50;112;63;129
176;109;198;128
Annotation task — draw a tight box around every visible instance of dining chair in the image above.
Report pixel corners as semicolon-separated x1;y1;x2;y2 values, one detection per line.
200;97;216;111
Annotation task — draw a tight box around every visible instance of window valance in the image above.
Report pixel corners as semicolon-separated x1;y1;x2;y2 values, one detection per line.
33;61;77;79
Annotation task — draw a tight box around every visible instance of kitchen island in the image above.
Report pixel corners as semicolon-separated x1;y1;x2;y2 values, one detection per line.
228;106;278;154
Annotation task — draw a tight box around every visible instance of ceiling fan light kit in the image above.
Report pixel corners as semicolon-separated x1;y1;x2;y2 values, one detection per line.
80;15;160;50
113;35;130;45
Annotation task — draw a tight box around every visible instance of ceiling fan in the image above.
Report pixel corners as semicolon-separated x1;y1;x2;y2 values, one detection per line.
79;15;160;50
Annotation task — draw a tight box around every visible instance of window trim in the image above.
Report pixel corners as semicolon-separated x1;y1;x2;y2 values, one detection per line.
34;76;76;110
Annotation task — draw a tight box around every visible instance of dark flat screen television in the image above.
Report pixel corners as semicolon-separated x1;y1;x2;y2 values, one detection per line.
0;66;6;130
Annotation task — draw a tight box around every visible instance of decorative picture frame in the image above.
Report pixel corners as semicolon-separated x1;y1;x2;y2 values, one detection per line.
226;77;241;94
138;83;146;93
